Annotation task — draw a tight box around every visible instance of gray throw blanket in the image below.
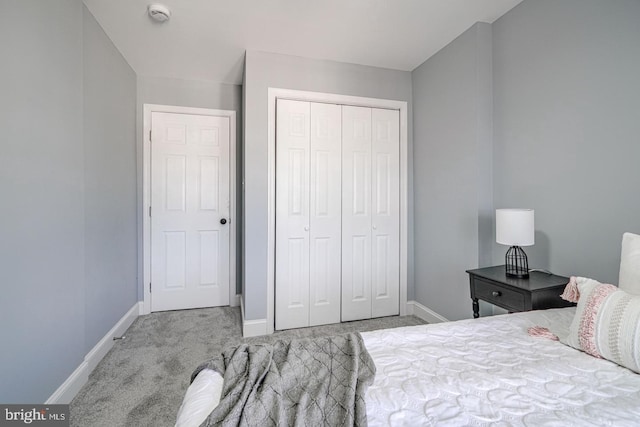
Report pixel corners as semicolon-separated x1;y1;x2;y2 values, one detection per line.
191;332;376;427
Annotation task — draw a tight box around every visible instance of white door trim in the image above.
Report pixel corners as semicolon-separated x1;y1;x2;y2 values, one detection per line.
142;104;237;315
267;88;409;335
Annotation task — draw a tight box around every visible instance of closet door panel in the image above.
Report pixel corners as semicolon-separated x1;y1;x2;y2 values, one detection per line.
309;102;342;326
276;99;311;330
371;108;400;317
341;106;372;321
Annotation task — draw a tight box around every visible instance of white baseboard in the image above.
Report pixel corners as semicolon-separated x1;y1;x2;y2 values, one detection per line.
46;301;142;404
231;294;241;307
243;318;268;337
240;296;268;337
45;360;89;405
406;300;448;324
239;300;437;337
85;302;141;373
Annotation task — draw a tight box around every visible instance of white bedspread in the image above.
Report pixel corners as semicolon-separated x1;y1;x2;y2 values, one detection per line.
177;308;640;427
362;307;640;426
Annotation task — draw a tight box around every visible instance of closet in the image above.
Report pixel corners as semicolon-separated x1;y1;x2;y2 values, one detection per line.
275;99;400;330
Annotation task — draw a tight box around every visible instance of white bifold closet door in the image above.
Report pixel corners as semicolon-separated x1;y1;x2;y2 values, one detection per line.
341;106;400;321
275;99;342;330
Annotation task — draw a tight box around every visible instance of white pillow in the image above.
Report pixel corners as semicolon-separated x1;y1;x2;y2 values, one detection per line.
619;232;640;295
565;277;640;374
175;369;223;427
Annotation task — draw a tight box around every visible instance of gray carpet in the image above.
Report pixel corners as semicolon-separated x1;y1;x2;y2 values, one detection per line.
70;307;425;426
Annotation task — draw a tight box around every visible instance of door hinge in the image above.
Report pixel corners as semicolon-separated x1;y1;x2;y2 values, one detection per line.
149;206;151;217
149;282;152;293
149;130;152;141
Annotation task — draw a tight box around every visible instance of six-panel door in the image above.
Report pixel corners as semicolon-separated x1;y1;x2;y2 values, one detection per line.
150;112;230;312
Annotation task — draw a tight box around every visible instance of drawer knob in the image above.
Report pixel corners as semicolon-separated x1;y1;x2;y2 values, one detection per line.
492;291;501;297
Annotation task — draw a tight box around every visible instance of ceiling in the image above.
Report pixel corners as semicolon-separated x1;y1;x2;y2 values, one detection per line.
83;0;523;85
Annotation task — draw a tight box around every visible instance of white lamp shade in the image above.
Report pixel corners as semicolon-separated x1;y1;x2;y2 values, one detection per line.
496;209;535;246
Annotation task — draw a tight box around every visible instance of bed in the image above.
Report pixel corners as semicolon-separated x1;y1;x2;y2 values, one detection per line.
176;233;640;426
363;307;640;426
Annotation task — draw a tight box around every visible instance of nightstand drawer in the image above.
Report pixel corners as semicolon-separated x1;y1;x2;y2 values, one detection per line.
474;279;525;311
467;266;571;318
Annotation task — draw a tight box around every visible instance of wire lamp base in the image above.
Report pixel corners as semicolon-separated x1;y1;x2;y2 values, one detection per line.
505;246;529;278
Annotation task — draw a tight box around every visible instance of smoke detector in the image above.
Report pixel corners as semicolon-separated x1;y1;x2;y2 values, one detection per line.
148;4;171;23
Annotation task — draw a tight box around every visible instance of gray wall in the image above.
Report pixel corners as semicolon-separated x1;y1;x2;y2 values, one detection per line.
83;6;138;352
0;0;84;403
0;1;137;402
411;23;494;321
243;50;414;320
136;76;243;296
492;0;640;283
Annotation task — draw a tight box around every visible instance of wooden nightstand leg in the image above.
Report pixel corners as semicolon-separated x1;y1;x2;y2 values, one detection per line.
472;298;479;318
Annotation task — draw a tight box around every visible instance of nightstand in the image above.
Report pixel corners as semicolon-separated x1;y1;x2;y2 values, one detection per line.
466;265;573;318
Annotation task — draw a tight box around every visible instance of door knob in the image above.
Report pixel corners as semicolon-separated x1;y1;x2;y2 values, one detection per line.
220;218;227;225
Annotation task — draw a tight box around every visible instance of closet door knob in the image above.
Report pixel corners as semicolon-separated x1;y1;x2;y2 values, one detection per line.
220;218;227;225
304;226;309;231
372;225;377;230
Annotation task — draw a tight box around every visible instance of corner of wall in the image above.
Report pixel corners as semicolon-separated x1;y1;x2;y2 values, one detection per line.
475;21;495;268
410;19;496;321
240;295;268;337
406;300;448;323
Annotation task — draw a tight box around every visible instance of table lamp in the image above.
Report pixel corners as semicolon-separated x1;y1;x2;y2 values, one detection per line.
496;209;534;278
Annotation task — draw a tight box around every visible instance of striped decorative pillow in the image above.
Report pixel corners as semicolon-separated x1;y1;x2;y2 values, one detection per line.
564;277;640;374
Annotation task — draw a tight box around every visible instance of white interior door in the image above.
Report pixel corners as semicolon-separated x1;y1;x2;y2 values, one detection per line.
342;106;400;321
275;100;342;329
371;108;400;317
151;112;230;312
309;102;341;326
341;105;373;321
275;100;311;330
